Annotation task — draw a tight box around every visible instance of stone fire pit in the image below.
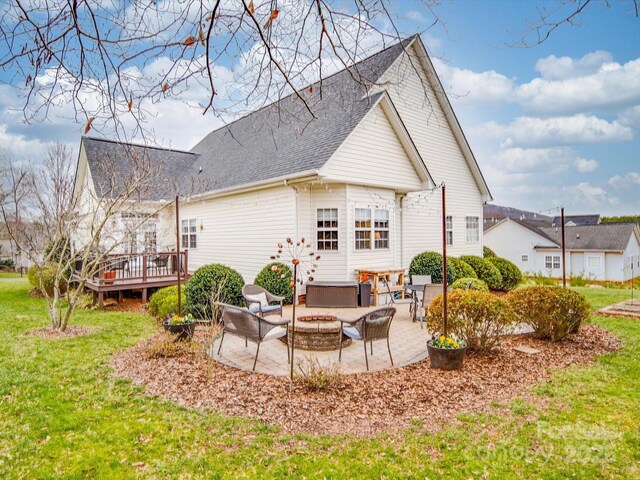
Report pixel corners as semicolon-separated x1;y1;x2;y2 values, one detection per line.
285;315;352;351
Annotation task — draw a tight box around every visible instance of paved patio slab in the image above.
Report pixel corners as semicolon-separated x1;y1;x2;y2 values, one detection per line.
207;303;429;375
597;299;640;319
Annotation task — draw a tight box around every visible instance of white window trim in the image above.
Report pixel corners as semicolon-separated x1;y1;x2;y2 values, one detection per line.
181;218;197;249
446;215;453;246
465;216;479;243
521;254;528;262
354;208;371;251
354;207;390;251
545;254;561;269
316;208;339;252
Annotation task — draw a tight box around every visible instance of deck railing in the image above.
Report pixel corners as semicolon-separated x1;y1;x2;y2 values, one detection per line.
75;251;188;286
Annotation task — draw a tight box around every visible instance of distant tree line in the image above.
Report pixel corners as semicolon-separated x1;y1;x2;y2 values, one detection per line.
601;215;640;225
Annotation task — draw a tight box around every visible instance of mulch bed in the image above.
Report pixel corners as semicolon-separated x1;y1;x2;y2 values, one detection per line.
26;326;97;339
111;325;620;437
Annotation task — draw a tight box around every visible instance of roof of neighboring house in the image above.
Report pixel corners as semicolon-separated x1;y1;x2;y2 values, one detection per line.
82;137;199;201
80;34;491;201
537;223;639;251
486;217;639;252
551;214;600;226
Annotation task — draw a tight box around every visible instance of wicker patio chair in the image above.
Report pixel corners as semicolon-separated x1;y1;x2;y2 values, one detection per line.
338;307;396;371
242;284;284;317
215;302;290;371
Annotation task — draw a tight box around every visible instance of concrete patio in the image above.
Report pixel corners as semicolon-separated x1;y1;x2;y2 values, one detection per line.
207;303;429;376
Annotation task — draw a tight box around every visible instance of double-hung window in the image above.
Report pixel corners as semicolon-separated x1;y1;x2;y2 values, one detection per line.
355;208;390;250
374;209;390;249
317;208;338;251
465;216;479;243
144;231;157;253
181;218;197;249
354;208;371;250
545;255;561;269
446;215;453;246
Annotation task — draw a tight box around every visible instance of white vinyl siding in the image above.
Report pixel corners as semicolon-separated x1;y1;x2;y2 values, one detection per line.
322;104;424;192
378;44;485;261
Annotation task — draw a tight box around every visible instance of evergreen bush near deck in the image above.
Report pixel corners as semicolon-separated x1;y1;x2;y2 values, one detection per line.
508;286;590;341
185;264;245;319
27;263;68;295
447;257;477;281
427;289;516;352
254;262;293;304
487;256;523;291
148;285;184;319
450;277;489;292
409;251;453;284
459;255;503;291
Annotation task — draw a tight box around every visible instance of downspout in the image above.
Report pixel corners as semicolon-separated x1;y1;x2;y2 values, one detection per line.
345;184;350;281
399;194;406;269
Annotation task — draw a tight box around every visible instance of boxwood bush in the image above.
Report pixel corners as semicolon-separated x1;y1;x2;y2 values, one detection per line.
254;262;293;304
149;285;184;319
483;246;497;258
448;257;477;281
487;256;522;291
185;264;245;319
427;290;516;352
27;263;68;296
508;286;590;341
409;251;453;284
450;277;489;292
459;255;503;291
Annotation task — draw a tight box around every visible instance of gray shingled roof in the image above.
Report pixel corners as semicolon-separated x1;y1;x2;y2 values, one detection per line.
551;214;600;226
537;223;639;251
82;37;417;200
188;37;415;193
82;137;199;201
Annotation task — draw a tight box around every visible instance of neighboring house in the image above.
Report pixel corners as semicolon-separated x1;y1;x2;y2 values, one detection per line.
72;35;492;285
551;214;600;227
484;217;640;282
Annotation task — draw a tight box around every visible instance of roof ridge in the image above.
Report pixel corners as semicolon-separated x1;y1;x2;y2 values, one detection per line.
82;136;199;155
189;35;417;151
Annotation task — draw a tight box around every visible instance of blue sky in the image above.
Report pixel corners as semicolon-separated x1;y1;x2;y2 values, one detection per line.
0;0;638;215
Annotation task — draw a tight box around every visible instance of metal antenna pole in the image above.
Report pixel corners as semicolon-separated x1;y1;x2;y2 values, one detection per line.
561;207;566;288
175;195;181;315
441;183;448;337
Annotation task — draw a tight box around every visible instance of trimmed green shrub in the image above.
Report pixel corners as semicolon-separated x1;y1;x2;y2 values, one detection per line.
427;290;517;352
448;257;477;281
185;264;244;319
487;257;522;291
254;262;293;304
508;286;590;341
409;251;453;285
28;263;68;296
483;246;497;258
0;258;15;271
459;255;503;291
450;277;489;292
149;285;184;319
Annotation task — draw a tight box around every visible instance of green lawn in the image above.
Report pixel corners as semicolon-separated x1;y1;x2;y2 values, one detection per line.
0;279;638;479
0;271;22;279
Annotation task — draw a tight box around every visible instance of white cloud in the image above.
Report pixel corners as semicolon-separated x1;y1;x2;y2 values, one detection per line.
406;10;425;22
574;158;598;173
432;58;514;105
516;56;640;115
619;105;640;128
534;50;613;80
474;114;633;148
567;182;619;207
607;172;640;188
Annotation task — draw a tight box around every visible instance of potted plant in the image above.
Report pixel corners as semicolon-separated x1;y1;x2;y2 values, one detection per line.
103;270;116;284
427;332;467;371
163;313;196;341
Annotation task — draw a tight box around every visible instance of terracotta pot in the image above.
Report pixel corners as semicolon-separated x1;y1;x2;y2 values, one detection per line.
163;321;195;341
427;343;467;371
104;270;116;284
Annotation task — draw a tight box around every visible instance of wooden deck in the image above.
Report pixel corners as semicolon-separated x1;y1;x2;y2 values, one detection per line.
73;251;188;308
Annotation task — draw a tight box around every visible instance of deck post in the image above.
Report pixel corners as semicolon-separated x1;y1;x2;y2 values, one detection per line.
142;288;148;303
118;290;123;303
98;291;104;309
142;255;147;283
